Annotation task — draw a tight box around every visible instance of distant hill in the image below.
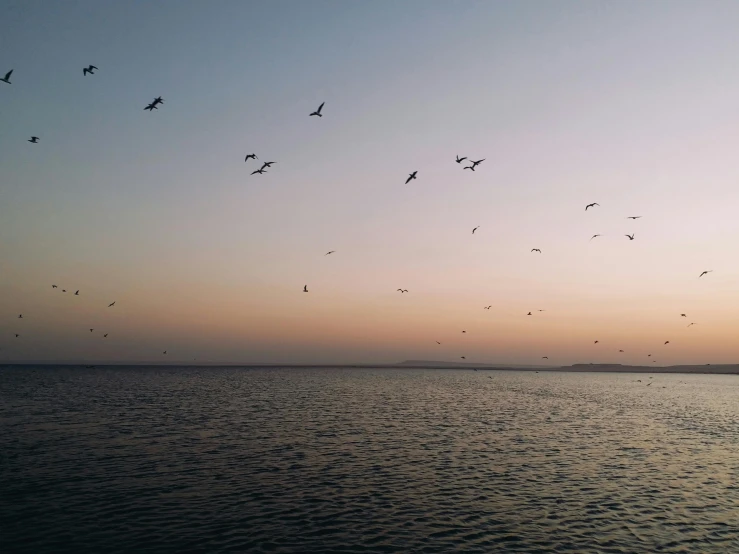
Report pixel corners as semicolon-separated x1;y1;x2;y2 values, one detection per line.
396;360;553;369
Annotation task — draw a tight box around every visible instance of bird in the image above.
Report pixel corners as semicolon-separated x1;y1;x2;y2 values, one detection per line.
472;226;480;234
309;102;325;117
325;251;335;256
405;171;418;184
1;69;12;84
303;285;308;293
463;165;476;171
62;290;67;293
163;351;167;355
28;137;39;143
537;309;546;312
89;329;94;332
542;356;548;359
625;234;635;241
108;302;115;307
244;153;257;162
14;334;19;338
462;330;466;334
103;334;108;338
397;289;408;293
585;202;599;211
687;323;697;327
648;354;652;357
470;159;485;168
260;162;276;171
82;65;98;76
531;248;541;253
460;356;466;360
74;290;79;296
52;285;57;288
435;341;441;345
646;381;653;386
680;313;687;317
527;312;532;316
18;314;22;319
619;349;624;352
627;216;642;220
594;340;599;344
590;234;601;241
455;155;467;164
664;341;670;345
251;169;266;175
483;306;491;310
699;270;713;278
152;96;164;106
144;102;158;111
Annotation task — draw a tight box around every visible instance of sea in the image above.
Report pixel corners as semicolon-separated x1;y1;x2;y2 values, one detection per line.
1;366;737;553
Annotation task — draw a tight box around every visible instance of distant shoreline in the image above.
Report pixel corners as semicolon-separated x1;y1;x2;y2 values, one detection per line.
1;362;737;374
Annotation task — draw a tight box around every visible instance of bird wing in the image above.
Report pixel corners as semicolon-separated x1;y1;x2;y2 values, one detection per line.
405;175;412;184
4;69;12;80
90;65;98;70
83;68;89;75
317;102;325;113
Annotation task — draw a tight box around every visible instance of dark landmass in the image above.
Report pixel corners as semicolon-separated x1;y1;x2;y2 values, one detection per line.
1;361;737;374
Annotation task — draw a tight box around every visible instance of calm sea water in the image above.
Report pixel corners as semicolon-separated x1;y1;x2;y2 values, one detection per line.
1;366;738;553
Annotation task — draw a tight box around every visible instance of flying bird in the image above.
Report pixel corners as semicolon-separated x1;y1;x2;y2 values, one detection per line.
28;137;39;143
648;354;652;357
531;248;541;253
590;234;601;241
15;334;19;338
537;309;546;312
108;302;115;307
260;162;276;170
462;330;466;333
527;312;532;316
463;165;476;171
435;341;441;344
687;323;696;327
625;234;635;241
470;159;485;168
585;202;599;211
0;69;12;84
163;351;167;355
460;356;466;359
542;356;548;359
472;226;480;234
303;285;308;293
699;270;713;278
594;340;599;344
18;314;22;319
90;329;94;332
244;154;257;162
627;216;642;220
152;96;164;106
405;171;418;184
103;334;108;338
74;290;79;296
455;155;467;164
82;65;98;76
251;169;266;175
680;314;687;317
483;306;491;310
325;251;335;256
619;349;624;353
144;102;158;111
309;102;325;117
62;290;67;293
664;341;670;345
397;289;408;293
646;381;653;386
52;285;57;288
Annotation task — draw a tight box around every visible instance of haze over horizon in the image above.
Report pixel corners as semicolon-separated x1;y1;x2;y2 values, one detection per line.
3;0;739;366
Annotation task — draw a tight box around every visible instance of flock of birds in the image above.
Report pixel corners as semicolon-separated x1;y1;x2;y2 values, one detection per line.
1;64;718;366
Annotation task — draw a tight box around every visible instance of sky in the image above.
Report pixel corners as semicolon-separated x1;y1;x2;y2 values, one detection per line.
2;0;739;365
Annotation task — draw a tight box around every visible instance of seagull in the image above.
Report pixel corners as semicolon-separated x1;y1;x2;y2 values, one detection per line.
472;226;480;234
163;351;167;355
648;354;652;357
103;334;108;338
309;102;325;117
303;285;308;293
585;202;599;211
144;102;158;111
52;285;57;288
82;65;98;76
244;154;257;162
108;302;115;307
397;289;408;293
527;312;532;316
483;306;491;310
455;155;467;164
325;251;335;256
594;340;599;344
619;349;624;352
260;162;276;170
28;137;39;143
680;314;687;317
542;356;548;359
687;323;697;327
0;69;12;84
463;165;476;171
18;314;22;319
74;290;79;296
152;96;164;106
62;290;67;293
625;234;635;241
405;171;418;184
251;169;266;175
460;356;466;359
531;248;541;253
89;329;94;332
699;270;713;278
470;159;485;168
590;234;601;241
435;341;441;344
627;216;642;220
664;341;670;345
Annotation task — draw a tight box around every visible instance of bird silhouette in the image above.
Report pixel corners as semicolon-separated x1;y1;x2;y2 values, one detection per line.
397;289;408;293
0;69;12;84
472;226;480;234
62;290;67;293
108;302;115;307
260;162;276;171
309;102;325;117
163;351;167;355
531;248;541;253
89;329;94;332
687;323;697;327
527;312;532;316
144;102;158;111
648;354;652;357
625;234;635;241
590;234;601;241
594;340;599;344
303;285;308;293
542;356;548;359
83;65;98;76
460;356;466;359
52;285;57;288
435;341;441;344
463;165;476;171
470;159;485;168
325;251;335;256
15;334;19;338
619;349;624;352
646;381;653;386
699;270;713;278
455;155;467;164
664;341;670;345
152;96;164;106
680;313;687;317
627;216;642;220
483;305;491;310
585;202;599;211
405;171;418;184
28;137;39;143
462;330;466;333
74;290;79;296
18;314;22;319
251;169;266;175
244;153;257;162
103;334;108;338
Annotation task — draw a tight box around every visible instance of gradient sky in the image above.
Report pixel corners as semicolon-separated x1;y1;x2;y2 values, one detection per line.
2;0;739;365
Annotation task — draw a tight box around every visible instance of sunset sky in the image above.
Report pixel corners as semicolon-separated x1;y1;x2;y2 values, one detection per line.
2;0;739;365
